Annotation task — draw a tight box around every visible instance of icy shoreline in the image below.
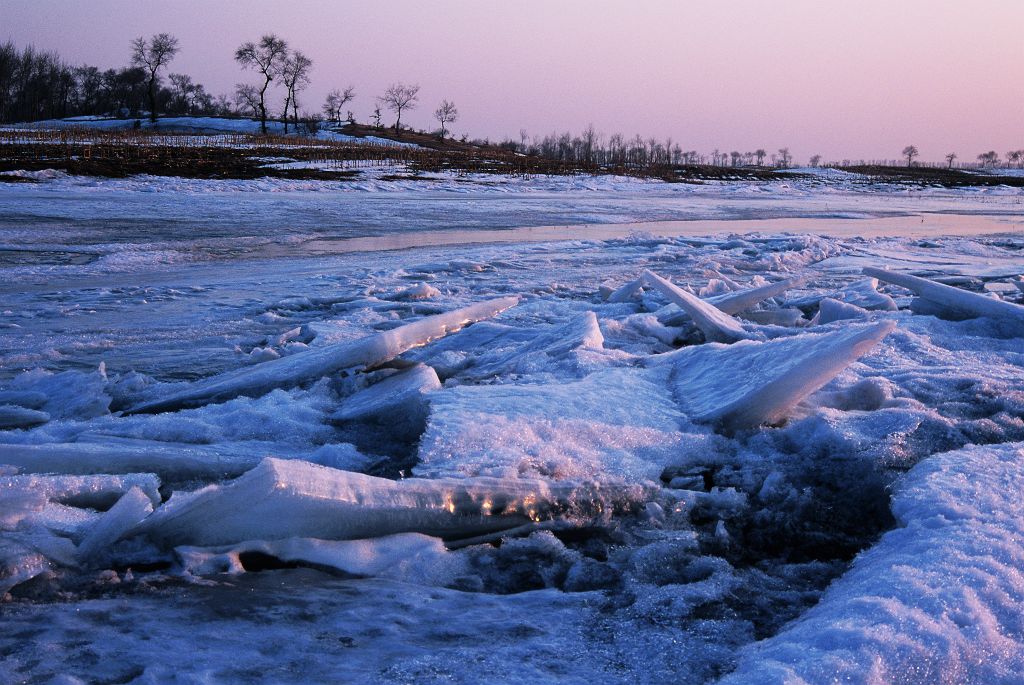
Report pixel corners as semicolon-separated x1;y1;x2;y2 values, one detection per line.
1;179;1023;683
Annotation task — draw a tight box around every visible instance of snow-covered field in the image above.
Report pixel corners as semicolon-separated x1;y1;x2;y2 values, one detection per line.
1;171;1023;684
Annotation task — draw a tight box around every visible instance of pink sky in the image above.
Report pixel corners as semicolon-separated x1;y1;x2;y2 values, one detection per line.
6;0;1023;163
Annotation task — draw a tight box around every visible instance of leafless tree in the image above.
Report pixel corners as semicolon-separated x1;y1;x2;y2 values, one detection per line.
977;150;999;167
809;154;822;167
730;151;742;167
902;145;919;167
371;105;382;127
380;83;420;131
131;33;179;123
777;147;791;168
280;50;312;133
433;99;458;138
754;148;766;166
233;83;260;118
945;152;957;169
234;34;289;133
322;86;355;123
1007;150;1022;168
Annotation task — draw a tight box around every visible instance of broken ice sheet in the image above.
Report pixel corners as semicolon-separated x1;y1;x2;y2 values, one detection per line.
642;269;754;343
866;266;1024;324
135;458;591;548
416;367;689;482
652;321;897;432
128;296;519;414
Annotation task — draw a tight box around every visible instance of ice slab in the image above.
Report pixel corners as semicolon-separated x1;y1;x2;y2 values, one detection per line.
607;277;644;303
76;487;153;562
705;276;804;315
0;391;48;409
642;270;752;343
417;367;686;483
835;278;898;311
136;458;582;547
0;473;161;510
0;538;51;595
0;405;50;430
739;308;805;327
653;321;896;432
0;440;262;481
127;296;519;414
722;442;1024;684
330;364;440;439
865;267;1024;323
388;282;441;301
176;533;458;584
464;311;605;379
813;297;868;325
332;363;440;423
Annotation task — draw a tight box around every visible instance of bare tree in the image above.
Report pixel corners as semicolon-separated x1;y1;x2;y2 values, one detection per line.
234;34;288;134
902;145;919;167
729;151;742;167
130;33;179;123
280;50;312;133
433;99;458;138
809;154;822;167
322;86;355;124
945;152;957;169
371;105;382;127
380;83;420;131
977;150;999;167
1007;150;1022;168
777;147;791;168
754;148;766;166
233;83;260;118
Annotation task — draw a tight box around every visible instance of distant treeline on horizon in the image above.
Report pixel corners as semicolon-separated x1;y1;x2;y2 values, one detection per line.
1;38;1021;171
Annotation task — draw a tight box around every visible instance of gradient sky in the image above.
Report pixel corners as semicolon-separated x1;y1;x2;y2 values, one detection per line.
5;0;1023;163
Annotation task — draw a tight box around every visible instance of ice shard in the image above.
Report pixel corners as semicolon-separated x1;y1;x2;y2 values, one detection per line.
705;276;804;315
864;267;1024;323
653;321;897;432
642;270;752;343
0;405;49;430
127;296;519;414
813;298;868;325
76;487;154;562
0;472;161;510
464;311;605;379
0;440;262;481
135;458;598;548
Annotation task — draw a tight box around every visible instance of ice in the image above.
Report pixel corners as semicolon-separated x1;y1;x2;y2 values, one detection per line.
722;442;1024;684
0;391;48;409
127;296;519;414
0;473;161;510
416;367;687;482
607;277;645;303
175;533;462;585
705;275;804;315
813;297;868;324
833;277;899;311
865;266;1024;324
0;537;52;595
75;487;153;563
330;363;440;438
642;269;753;343
0;440;262;481
463;310;605;379
0;405;50;429
738;308;805;326
653;321;897;431
136;457;584;547
388;282;441;301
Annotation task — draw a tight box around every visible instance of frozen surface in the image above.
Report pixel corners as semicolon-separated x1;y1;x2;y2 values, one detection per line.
723;442;1024;684
1;173;1024;683
866;266;1024;325
642;269;753;343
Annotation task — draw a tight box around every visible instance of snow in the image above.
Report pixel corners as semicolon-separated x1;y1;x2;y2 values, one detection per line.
1;167;1024;682
723;442;1024;684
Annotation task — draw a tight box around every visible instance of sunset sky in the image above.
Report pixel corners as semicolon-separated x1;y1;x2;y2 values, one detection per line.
6;0;1023;163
